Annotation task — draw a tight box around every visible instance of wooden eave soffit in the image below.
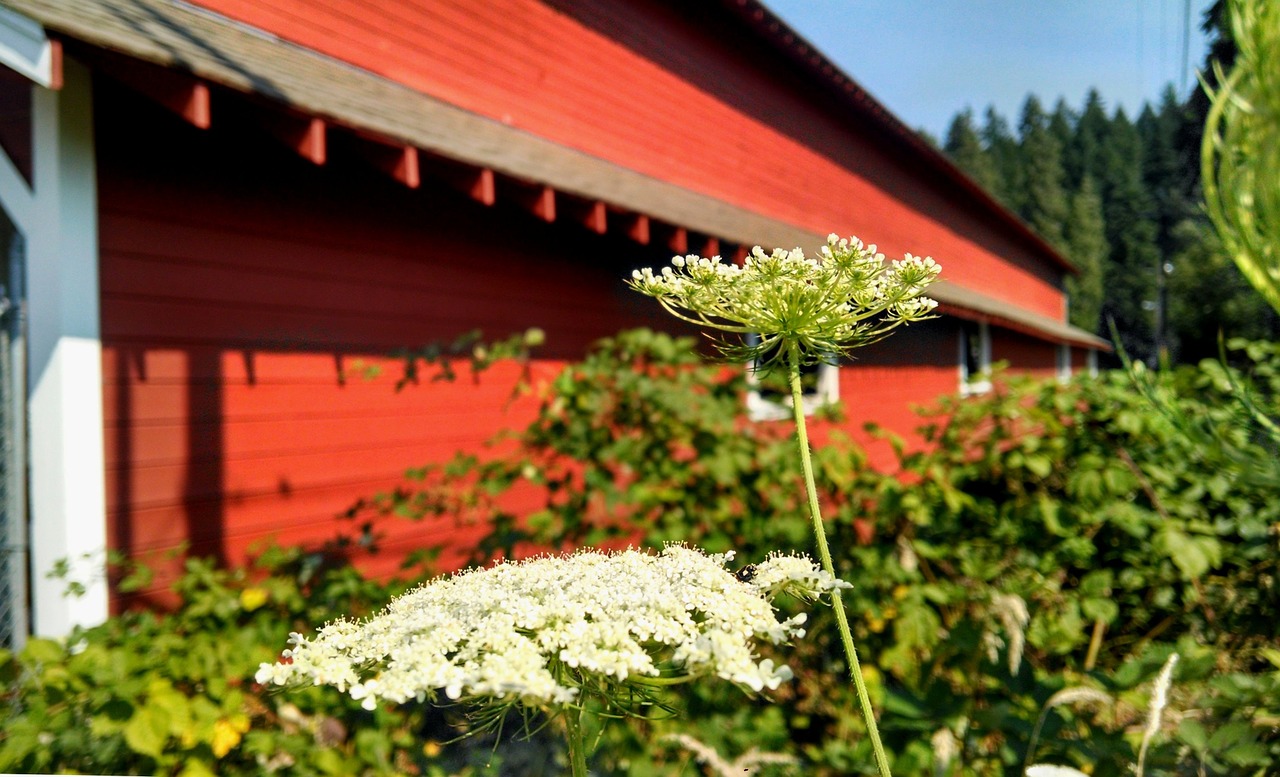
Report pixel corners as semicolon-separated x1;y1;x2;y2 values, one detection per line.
89;50;716;252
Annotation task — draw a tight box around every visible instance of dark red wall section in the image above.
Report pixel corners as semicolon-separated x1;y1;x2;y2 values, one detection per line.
95;83;673;602
993;328;1060;380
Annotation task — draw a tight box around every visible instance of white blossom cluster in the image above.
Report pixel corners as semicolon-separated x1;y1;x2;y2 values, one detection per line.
628;234;940;364
256;546;845;711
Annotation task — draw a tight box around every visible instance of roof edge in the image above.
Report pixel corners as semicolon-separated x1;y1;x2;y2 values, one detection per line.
723;0;1079;276
3;0;1103;350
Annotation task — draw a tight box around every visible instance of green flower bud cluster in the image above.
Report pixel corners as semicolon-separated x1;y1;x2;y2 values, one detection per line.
629;234;940;367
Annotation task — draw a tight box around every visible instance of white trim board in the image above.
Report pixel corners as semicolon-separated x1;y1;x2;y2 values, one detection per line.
24;58;109;636
0;5;54;87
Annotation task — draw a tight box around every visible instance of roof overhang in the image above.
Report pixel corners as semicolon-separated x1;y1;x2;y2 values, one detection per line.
0;0;1109;351
933;281;1111;350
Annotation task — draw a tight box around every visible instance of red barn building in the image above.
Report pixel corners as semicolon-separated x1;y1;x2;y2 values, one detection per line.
0;0;1104;641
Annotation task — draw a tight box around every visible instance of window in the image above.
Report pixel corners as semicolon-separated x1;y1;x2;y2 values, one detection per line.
958;320;991;396
744;335;839;421
1057;343;1072;382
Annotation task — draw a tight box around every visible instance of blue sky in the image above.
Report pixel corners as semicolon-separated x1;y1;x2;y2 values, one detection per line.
765;0;1215;139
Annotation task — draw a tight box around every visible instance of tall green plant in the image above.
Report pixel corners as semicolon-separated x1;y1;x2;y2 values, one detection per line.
1202;0;1280;315
629;236;941;777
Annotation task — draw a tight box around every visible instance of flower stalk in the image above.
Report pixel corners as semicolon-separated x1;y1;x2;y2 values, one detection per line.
630;234;941;777
787;343;892;777
564;705;588;777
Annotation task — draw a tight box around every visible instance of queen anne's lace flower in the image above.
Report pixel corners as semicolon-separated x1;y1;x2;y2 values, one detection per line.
628;234;941;366
257;546;842;711
749;551;853;601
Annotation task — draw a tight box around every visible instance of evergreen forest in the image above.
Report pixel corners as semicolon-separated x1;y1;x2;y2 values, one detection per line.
939;1;1276;365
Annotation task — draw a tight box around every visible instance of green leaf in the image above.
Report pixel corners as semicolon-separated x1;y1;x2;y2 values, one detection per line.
0;719;41;768
880;688;927;719
177;758;219;777
1025;454;1053;478
20;638;64;665
1155;525;1222;580
1081;597;1119;623
1177;719;1209;751
124;704;171;760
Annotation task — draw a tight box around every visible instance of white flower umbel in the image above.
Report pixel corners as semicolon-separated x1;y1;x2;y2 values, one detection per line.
258;546;840;713
628;235;940;366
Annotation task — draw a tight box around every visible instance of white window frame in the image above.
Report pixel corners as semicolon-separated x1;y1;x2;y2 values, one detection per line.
744;335;839;421
1056;343;1072;382
959;320;991;396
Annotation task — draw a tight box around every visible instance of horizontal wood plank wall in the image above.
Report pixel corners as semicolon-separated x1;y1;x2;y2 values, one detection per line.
992;329;1059;380
186;0;1067;319
95;84;675;606
833;318;960;469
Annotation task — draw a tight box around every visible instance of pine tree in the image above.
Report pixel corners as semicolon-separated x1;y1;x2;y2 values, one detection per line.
1098;109;1161;363
1066;89;1110;190
1138;90;1199;357
1048;99;1076;174
1138;92;1189;252
982;106;1025;213
1168;221;1279;362
1181;0;1233;195
932;64;1260;365
1064;175;1108;332
1018;96;1070;252
943;108;999;194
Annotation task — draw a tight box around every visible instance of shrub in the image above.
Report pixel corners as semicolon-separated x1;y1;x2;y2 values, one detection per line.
5;330;1277;775
363;329;1279;775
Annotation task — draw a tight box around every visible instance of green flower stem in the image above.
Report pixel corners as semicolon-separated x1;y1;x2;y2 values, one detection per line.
629;674;696;687
564;705;589;777
787;343;893;777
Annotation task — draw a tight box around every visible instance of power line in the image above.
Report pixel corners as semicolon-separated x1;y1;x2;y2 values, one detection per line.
1181;0;1193;94
1137;0;1145;103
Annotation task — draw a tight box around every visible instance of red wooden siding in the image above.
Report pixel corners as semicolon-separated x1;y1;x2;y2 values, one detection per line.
186;0;1067;319
95;83;675;603
1071;345;1092;371
992;328;1059;380
835;319;959;468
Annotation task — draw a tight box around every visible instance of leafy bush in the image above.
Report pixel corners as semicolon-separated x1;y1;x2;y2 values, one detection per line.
852;360;1279;775
361;329;1279;775
4;329;1277;775
353;328;860;561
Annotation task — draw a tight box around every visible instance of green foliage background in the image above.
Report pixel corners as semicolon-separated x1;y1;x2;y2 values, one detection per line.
3;330;1278;775
363;330;1278;776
